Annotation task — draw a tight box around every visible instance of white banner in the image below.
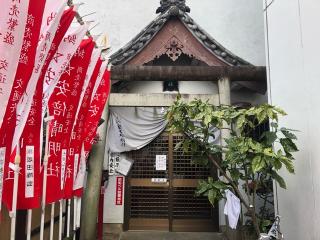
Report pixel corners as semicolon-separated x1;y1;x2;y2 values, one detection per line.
74;48;101;124
0;147;6;211
43;24;90;113
11;0;67;155
25;145;34;198
73;146;86;190
73;153;79;183
0;0;29;129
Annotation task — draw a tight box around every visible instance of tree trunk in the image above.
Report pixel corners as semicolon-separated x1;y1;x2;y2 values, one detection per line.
80;105;109;240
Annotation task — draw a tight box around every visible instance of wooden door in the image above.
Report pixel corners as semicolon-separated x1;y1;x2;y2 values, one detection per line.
125;133;219;232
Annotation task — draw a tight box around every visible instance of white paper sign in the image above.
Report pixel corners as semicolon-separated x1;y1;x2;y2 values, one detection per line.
25;146;34;198
0;147;6;210
61;149;67;190
109;152;121;176
116;158;133;176
156;155;167;171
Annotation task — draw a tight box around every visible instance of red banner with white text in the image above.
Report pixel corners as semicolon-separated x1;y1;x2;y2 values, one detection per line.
72;59;103;196
73;70;110;198
2;6;75;210
0;0;46;211
0;0;29;131
46;39;95;202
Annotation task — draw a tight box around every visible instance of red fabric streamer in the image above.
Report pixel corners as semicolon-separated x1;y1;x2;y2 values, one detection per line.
2;7;75;210
46;39;95;202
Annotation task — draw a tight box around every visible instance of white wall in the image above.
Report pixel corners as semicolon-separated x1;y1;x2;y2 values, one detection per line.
265;0;320;239
74;0;266;65
103;176;125;223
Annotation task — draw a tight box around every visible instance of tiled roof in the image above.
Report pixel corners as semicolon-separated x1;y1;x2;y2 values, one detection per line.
110;2;251;66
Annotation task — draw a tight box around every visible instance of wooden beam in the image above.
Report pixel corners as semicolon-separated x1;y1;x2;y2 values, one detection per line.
111;66;266;82
109;93;220;107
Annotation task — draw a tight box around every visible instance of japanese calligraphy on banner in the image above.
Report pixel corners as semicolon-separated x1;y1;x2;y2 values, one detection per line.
42;24;89;115
69;58;102;160
90;61;108;102
0;0;29;130
83;69;111;155
115;176;124;205
46;39;95;200
0;147;6;211
11;0;67;164
74;48;101;123
0;0;46;136
1;6;75;209
25;146;34;198
71;59;103;198
54;39;96;199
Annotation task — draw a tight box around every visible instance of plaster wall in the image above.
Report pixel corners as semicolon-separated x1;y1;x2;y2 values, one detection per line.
264;0;320;239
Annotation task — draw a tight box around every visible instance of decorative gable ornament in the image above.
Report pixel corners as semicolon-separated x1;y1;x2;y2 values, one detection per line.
156;0;191;14
165;36;184;61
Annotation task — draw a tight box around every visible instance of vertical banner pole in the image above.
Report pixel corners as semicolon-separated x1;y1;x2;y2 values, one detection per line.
40;116;53;240
58;199;63;240
26;209;32;240
10;142;21;240
73;197;77;240
76;198;81;229
49;203;55;240
67;199;71;237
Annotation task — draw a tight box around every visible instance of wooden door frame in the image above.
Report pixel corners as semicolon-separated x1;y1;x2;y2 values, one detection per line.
123;132;219;232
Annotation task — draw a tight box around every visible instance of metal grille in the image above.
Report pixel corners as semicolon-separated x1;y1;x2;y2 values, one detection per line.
128;134;169;178
130;187;169;219
173;135;210;179
173;187;212;219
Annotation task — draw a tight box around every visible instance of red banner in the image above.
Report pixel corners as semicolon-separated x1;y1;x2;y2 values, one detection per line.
2;7;75;210
46;39;95;202
83;69;111;155
0;0;46;211
72;59;103;197
73;68;110;198
10;0;67;165
0;0;29;131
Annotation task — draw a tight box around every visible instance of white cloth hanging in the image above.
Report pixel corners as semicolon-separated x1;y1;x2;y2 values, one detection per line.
224;190;241;229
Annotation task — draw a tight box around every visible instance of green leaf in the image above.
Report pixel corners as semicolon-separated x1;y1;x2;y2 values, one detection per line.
281;129;297;140
211;181;228;190
236;115;246;130
208;189;217;205
264;132;277;145
273;159;282;170
280;138;298;153
183;140;190;153
252;155;265;173
230;169;241;181
271;171;287;189
280;156;295;173
274;107;287;116
204;114;212;126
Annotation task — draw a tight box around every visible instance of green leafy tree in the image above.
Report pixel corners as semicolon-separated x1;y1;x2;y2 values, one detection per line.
166;97;298;237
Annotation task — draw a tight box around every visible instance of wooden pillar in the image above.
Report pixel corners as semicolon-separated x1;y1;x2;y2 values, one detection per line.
80;104;110;240
217;77;231;227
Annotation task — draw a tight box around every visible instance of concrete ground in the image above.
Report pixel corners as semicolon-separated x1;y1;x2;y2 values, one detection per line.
116;231;227;240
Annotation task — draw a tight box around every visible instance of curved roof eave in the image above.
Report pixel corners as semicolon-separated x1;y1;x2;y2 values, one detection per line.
110;6;252;66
